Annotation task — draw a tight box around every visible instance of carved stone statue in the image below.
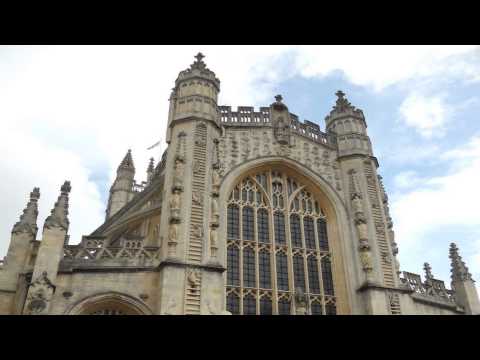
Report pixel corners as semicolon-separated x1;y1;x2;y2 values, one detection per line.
168;223;178;244
212;167;221;195
211;196;219;224
192;191;203;207
294;287;308;315
173;158;184;191
359;249;373;273
170;190;181;221
25;271;55;315
187;269;201;287
210;226;218;258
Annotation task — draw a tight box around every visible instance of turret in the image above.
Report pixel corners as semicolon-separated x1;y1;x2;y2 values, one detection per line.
449;243;480;314
165;52;221;143
0;188;40;313
106;149;136;219
325;91;372;158
24;181;71;315
157;53;225;315
146;157;155;184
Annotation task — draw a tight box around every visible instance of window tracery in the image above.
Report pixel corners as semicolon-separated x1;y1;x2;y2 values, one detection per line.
226;170;336;315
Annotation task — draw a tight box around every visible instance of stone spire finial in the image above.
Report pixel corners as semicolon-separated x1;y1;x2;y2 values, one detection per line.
449;243;473;282
118;149;135;171
148;157;155;172
44;181;71;232
423;262;434;281
191;52;207;70
12;187;41;235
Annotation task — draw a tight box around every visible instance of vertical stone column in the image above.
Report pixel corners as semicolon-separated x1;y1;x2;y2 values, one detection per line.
0;188;40;314
23;181;71;315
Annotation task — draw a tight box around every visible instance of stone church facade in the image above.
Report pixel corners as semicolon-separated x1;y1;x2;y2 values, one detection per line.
0;53;479;315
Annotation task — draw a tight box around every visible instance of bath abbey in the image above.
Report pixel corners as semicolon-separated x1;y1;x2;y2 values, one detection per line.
0;53;479;315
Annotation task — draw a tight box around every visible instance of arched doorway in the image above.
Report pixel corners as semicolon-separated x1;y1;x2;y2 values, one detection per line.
66;292;152;315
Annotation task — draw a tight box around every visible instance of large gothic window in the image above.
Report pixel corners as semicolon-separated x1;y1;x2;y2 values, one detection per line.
226;170;337;315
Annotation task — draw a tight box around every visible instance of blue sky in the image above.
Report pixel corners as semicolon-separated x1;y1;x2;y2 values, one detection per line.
1;45;479;289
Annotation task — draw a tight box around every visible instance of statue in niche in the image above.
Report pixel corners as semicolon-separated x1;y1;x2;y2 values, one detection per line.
168;222;178;244
173;158;184;191
211;196;219;224
212;166;221;195
359;249;373;273
170;191;181;221
210;226;218;258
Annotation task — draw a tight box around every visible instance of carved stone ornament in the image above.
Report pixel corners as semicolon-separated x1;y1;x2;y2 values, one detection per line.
212;166;221;195
294;287;308;315
168;222;178;244
192;224;203;238
187;269;201;287
25;271;55;315
359;249;373;273
172;158;184;191
169;190;181;222
211;196;219;224
210;227;218;258
192;191;203;207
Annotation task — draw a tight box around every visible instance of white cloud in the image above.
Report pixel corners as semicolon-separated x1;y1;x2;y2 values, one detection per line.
391;135;480;284
291;45;479;92
399;92;450;138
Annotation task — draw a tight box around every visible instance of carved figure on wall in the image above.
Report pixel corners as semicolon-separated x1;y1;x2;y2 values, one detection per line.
173;158;184;191
192;191;203;207
25;271;55;315
187;269;201;287
294;287;308;315
211;195;219;224
170;190;181;221
212;166;221;195
210;226;218;258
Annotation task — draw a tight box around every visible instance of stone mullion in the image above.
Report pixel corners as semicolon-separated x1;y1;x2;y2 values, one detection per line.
254;203;260;315
282;172;294;314
266;170;279;315
239;198;244;315
313;216;326;315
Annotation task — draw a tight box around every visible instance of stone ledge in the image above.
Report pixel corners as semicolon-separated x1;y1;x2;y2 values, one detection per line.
357;280;413;294
159;258;226;273
411;293;463;312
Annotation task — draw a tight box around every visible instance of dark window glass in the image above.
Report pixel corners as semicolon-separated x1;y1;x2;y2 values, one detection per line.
274;212;286;245
325;303;337;315
243;295;256;315
276;252;289;291
307;256;320;294
227;292;240;315
257;209;269;243
227;246;240;286
242;207;254;240
258;250;271;289
227;205;239;240
321;257;335;296
290;214;302;247
260;297;272;315
317;218;329;251
243;247;256;288
304;217;316;249
278;298;290;315
293;254;306;291
311;303;323;315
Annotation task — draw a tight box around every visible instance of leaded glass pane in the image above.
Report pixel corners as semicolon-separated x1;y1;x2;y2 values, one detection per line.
308;256;320;294
276;252;289;291
227;205;239;240
227;246;239;286
321;257;335;296
325;304;336;315
259;250;271;289
243;295;256;315
293;254;306;291
304;217;316;249
274;212;286;245
227;292;240;315
243;247;256;288
290;214;302;247
311;303;323;315
257;209;269;243
278;298;290;315
260;297;272;315
242;207;254;240
317;218;329;251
